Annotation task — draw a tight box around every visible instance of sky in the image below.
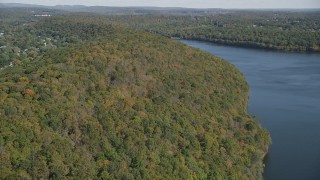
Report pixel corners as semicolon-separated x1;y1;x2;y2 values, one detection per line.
1;0;320;9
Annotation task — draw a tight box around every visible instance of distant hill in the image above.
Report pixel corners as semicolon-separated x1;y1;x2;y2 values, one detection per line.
0;3;46;8
0;3;227;15
1;3;319;14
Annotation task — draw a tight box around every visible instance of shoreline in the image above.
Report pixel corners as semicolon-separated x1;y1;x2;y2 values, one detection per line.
174;37;320;54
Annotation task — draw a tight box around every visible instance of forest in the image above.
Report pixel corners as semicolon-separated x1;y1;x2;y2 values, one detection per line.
0;9;271;179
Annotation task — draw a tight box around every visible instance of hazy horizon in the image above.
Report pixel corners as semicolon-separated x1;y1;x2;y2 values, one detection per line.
1;0;320;9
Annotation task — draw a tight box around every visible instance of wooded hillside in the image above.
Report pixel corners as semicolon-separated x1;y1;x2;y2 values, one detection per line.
0;14;270;179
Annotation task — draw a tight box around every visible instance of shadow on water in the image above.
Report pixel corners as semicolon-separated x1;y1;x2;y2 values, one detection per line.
262;151;270;175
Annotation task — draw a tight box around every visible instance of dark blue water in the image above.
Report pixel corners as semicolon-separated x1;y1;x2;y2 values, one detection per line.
180;40;320;180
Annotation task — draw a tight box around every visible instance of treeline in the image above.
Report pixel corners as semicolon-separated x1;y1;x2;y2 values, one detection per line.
0;16;270;179
102;11;320;52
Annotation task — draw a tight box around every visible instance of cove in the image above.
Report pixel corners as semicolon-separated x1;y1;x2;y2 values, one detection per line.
180;40;320;180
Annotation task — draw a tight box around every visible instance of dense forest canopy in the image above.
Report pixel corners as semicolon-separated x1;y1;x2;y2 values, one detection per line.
0;9;272;179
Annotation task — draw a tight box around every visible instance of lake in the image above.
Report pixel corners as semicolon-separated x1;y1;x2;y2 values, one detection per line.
180;40;320;180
